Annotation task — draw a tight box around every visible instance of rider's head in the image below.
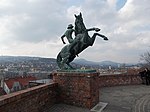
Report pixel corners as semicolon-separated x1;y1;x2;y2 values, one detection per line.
67;24;74;29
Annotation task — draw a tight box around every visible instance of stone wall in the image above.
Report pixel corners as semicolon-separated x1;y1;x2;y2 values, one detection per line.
53;72;99;109
0;83;58;112
0;73;142;111
99;74;142;87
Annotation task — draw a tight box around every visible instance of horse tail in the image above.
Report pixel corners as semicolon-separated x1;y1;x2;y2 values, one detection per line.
56;52;62;68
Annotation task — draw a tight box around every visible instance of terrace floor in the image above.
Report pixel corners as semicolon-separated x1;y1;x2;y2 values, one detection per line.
48;85;150;112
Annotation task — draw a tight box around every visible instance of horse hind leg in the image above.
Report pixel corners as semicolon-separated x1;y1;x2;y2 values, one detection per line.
57;52;63;69
61;53;72;70
66;63;74;69
57;52;69;70
66;55;76;69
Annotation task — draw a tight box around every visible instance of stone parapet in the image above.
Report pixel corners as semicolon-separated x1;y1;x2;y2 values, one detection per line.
0;83;58;112
0;72;143;111
99;74;142;87
53;71;99;109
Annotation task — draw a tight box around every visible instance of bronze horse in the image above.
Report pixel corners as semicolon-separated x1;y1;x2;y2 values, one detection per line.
57;13;108;69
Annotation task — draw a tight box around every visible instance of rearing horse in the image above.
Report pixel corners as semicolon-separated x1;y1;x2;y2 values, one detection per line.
57;13;108;70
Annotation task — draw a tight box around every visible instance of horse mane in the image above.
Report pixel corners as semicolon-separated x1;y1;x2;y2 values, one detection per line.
74;13;86;36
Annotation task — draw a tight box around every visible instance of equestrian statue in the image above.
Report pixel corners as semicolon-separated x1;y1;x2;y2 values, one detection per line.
57;13;108;70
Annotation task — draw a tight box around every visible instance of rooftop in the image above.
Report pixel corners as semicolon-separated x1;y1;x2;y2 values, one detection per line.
48;85;150;112
4;76;37;88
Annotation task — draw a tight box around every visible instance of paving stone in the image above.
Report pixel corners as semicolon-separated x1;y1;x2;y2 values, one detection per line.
48;85;150;112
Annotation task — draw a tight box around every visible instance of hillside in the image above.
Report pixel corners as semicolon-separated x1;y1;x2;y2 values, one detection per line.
0;56;136;68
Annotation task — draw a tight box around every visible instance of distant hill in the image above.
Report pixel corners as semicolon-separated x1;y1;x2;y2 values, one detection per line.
0;56;136;67
73;58;99;65
99;61;120;67
74;58;136;68
74;59;119;67
0;56;56;63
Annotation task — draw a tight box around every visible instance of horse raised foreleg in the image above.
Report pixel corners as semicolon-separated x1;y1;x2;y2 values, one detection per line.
95;33;108;40
90;33;108;46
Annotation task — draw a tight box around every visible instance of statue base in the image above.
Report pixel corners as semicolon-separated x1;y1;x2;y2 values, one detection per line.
56;69;97;73
53;70;99;109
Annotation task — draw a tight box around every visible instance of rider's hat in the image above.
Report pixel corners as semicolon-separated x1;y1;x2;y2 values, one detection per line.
67;24;74;28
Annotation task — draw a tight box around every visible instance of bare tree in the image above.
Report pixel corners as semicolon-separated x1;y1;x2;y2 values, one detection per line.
141;51;150;66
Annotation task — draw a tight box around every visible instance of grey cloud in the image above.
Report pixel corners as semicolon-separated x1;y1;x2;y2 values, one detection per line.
0;0;150;63
0;0;70;42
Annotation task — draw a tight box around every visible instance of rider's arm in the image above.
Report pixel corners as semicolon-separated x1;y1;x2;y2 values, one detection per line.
61;35;66;44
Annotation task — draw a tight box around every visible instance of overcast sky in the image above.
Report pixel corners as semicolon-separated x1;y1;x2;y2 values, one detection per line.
0;0;150;63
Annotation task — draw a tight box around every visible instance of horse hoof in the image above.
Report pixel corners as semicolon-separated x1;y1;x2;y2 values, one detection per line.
95;28;100;32
104;37;108;40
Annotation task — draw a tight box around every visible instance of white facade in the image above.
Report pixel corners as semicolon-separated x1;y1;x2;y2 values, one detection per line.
11;82;22;92
3;81;22;94
3;83;10;94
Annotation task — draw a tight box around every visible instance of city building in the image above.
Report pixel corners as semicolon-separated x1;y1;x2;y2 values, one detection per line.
1;76;37;94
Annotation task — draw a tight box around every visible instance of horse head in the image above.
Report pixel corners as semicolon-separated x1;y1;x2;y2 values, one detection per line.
74;12;86;36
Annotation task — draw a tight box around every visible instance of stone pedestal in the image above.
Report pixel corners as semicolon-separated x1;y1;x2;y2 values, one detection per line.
53;71;99;109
